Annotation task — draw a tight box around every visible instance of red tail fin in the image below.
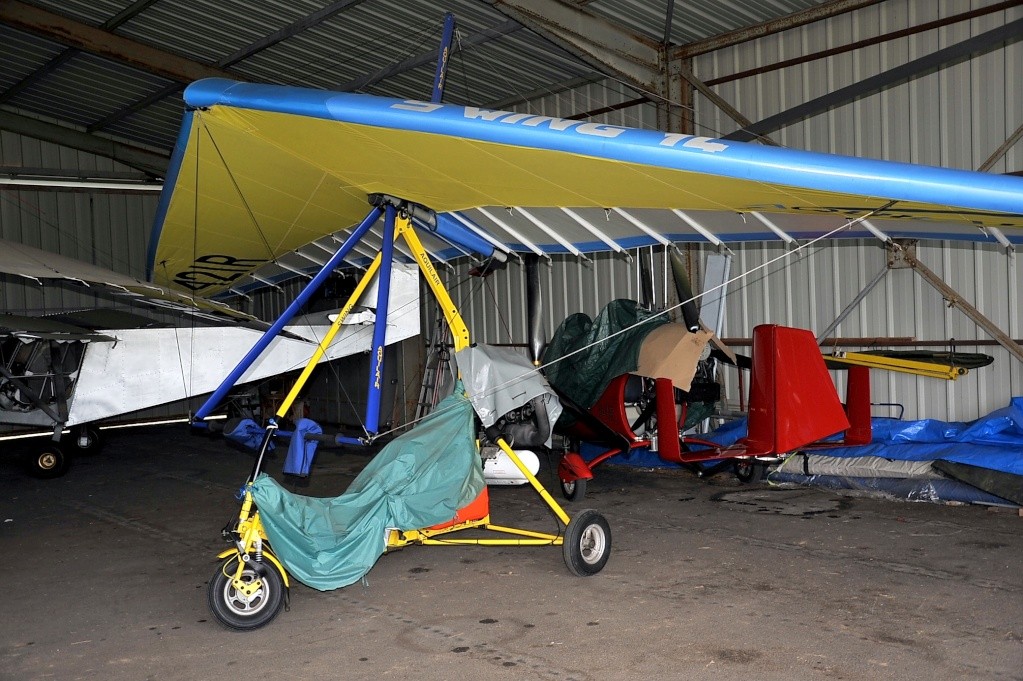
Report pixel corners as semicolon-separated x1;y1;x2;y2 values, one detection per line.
742;325;851;455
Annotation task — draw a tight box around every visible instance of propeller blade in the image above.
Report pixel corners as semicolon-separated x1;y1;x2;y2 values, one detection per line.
669;250;701;332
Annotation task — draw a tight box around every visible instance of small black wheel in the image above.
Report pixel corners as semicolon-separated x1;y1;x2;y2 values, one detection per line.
560;477;587;501
563;509;611;576
208;555;286;631
27;444;70;478
70;425;102;456
734;460;766;484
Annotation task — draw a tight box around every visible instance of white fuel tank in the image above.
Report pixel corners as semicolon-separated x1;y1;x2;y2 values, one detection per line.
481;446;540;485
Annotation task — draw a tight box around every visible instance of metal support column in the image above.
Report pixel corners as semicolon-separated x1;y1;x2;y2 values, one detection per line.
891;241;1023;364
816;265;889;344
364;204;397;434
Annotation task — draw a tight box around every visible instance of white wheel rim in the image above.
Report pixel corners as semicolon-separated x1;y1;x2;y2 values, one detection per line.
222;568;269;616
579;524;606;565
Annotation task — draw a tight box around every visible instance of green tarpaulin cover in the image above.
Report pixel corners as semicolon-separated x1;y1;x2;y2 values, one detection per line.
250;386;484;591
543;299;669;410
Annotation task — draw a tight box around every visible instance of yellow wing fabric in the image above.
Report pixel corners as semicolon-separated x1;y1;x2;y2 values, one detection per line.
150;79;1023;295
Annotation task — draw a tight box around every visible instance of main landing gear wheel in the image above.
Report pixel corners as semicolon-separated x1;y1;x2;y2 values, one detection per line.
27;443;70;479
560;477;587;502
734;460;767;484
70;425;102;456
208;555;286;631
563;509;611;576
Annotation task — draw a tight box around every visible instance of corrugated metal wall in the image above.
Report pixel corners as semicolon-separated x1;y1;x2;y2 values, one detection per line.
0;132;182;426
0;131;158;314
3;0;1021;428
685;0;1023;420
693;0;1022;170
440;0;1023;423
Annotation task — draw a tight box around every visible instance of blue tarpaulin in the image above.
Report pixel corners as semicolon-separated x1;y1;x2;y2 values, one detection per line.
224;418;272;451
580;397;1023;477
816;396;1023;476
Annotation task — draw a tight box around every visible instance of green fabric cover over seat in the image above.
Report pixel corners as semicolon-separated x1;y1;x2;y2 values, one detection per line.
250;387;484;591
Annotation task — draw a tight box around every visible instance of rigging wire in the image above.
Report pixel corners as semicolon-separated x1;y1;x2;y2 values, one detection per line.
368;208;882;442
198;116;276;262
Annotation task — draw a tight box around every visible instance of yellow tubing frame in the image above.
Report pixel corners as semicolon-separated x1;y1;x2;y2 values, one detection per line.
826;351;967;380
220;493;291;590
224;209;574;584
273;213;469;421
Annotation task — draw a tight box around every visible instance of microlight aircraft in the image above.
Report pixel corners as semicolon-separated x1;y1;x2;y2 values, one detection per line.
149;78;1023;630
0;237;420;477
154;79;1023;457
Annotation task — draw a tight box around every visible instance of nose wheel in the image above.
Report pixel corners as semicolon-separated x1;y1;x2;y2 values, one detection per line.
208;556;286;630
559;477;587;501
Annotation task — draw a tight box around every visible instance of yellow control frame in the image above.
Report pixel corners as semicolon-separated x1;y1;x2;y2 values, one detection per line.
224;210;574;587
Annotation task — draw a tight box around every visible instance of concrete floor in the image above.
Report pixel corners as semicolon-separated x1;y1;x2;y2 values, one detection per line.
1;424;1020;681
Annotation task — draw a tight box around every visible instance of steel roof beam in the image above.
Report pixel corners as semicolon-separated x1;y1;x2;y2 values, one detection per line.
0;0;160;105
487;1;771;143
704;0;1023;87
218;0;368;70
891;240;1023;365
339;19;523;92
0;0;237;83
89;0;368;133
978;120;1023;173
724;17;1023;142
0;108;168;177
488;0;662;91
672;0;883;59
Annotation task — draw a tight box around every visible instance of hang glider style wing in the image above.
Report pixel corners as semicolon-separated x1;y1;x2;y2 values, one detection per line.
0;237;260;326
0;314;115;343
151;78;1023;296
0;263;420;431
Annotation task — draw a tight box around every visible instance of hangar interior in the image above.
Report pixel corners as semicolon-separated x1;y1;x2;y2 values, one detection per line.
1;0;1021;428
1;1;1022;679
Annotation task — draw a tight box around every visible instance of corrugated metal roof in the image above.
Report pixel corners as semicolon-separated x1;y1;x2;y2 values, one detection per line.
0;0;835;168
590;0;829;45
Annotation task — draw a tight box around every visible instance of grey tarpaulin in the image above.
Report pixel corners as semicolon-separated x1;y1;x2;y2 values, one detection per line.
455;344;562;448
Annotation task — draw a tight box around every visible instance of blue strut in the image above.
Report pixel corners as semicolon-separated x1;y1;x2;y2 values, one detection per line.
363;204;397;434
431;13;456;104
194;205;383;420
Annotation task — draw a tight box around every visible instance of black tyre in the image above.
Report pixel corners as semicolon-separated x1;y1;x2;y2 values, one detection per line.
27;444;70;479
208;555;286;631
70;425;102;456
560;477;587;502
563;509;611;576
734;460;766;484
